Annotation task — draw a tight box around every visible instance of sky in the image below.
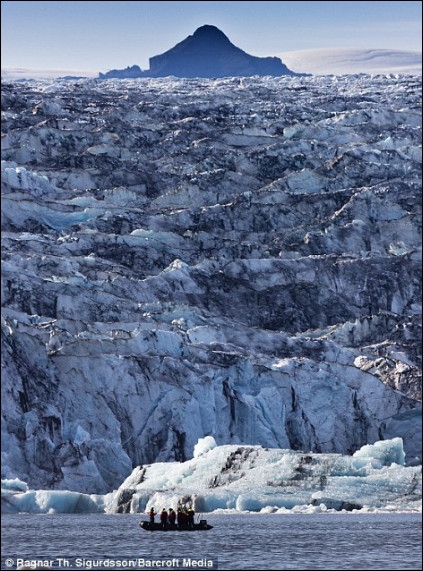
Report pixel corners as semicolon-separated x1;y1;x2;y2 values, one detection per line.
1;1;422;74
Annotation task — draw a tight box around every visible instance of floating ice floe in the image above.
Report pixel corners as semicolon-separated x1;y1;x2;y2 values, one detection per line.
2;437;421;514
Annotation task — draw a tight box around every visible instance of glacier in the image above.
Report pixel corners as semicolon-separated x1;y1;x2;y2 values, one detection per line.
1;437;421;514
1;73;422;499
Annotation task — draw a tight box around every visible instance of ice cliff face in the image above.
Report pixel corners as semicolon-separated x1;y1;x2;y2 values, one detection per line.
1;74;422;494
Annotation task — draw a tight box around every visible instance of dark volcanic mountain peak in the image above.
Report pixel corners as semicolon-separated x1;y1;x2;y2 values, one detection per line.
99;25;300;79
191;24;231;42
153;24;234;61
147;24;297;78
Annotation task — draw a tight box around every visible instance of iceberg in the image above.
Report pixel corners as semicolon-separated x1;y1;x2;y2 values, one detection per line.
2;437;420;514
1;486;102;514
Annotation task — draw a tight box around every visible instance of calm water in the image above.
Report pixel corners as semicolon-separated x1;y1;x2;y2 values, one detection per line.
1;513;422;570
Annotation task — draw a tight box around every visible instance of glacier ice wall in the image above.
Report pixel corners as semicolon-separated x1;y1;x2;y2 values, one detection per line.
1;74;421;493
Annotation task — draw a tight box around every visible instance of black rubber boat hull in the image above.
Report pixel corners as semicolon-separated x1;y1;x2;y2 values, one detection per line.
140;520;213;531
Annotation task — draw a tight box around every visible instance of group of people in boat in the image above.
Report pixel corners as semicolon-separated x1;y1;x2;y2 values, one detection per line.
148;506;196;529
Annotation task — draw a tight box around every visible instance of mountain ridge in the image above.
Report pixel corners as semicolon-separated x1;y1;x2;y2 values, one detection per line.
99;24;300;79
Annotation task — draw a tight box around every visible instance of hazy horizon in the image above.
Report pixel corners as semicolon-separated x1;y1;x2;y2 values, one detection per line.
2;46;421;80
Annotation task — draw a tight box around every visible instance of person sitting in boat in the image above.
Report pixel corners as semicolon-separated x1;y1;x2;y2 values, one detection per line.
187;507;195;528
160;508;168;529
168;507;176;528
149;507;155;527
